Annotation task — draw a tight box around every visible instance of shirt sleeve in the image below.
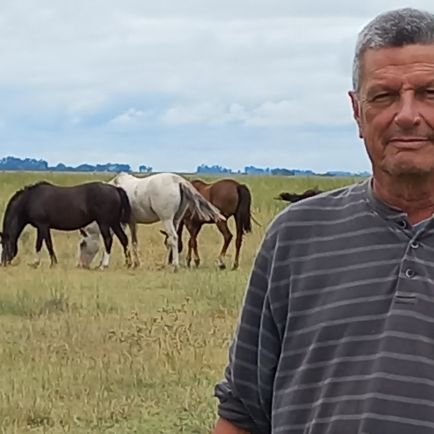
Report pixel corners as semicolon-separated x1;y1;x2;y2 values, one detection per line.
214;227;284;434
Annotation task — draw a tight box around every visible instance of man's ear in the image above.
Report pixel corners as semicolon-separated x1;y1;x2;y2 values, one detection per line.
348;90;363;139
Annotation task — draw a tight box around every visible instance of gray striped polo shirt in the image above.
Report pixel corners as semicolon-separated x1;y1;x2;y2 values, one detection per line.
214;178;434;434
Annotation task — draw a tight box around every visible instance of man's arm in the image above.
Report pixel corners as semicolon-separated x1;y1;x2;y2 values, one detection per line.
212;417;250;434
212;217;287;434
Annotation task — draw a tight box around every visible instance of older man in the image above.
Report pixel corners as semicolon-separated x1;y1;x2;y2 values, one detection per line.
213;8;434;434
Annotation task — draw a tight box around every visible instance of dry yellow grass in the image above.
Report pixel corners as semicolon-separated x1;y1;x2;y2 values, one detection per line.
0;171;361;433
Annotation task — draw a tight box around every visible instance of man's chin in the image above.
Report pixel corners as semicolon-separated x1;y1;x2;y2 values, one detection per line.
382;161;434;177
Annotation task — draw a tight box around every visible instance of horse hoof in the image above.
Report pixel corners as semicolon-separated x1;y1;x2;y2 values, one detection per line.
232;265;239;271
28;262;40;269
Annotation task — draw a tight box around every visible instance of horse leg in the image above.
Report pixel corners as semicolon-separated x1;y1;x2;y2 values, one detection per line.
216;220;233;270
111;223;132;268
98;224;113;269
168;218;184;265
188;222;202;268
161;219;179;271
129;222;140;268
233;217;244;270
186;223;193;267
29;228;44;268
176;220;184;255
43;228;58;267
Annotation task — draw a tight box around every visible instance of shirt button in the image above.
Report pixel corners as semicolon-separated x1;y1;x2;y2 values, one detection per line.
410;241;420;249
405;269;416;278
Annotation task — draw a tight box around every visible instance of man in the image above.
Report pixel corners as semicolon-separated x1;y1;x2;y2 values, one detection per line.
212;7;434;434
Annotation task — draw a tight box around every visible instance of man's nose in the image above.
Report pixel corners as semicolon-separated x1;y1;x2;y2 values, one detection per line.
394;92;421;128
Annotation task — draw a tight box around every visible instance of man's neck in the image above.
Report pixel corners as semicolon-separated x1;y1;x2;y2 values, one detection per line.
373;172;434;224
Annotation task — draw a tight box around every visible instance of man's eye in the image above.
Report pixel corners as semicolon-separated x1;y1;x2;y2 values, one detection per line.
424;88;434;98
371;93;392;102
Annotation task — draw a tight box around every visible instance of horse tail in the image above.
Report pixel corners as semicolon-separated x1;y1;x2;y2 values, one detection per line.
116;187;131;224
236;184;252;234
179;182;225;223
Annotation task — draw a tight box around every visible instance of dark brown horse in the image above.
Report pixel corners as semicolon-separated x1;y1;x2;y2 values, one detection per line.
175;178;252;270
275;188;323;203
0;181;132;268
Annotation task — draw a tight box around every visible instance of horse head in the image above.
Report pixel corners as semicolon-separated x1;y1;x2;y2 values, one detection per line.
77;225;100;268
0;231;15;266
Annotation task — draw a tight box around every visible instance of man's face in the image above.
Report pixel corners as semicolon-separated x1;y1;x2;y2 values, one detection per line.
349;44;434;177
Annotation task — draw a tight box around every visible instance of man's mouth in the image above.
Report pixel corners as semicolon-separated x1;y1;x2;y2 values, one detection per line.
388;137;431;149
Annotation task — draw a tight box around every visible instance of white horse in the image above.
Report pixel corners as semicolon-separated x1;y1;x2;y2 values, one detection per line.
77;172;225;270
76;227;100;269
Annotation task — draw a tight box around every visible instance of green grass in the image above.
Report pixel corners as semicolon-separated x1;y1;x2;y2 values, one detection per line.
0;171;363;433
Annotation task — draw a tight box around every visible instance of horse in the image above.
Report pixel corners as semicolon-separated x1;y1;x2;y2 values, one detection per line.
275;188;323;203
77;172;225;270
0;181;132;268
170;178;253;270
77;227;101;269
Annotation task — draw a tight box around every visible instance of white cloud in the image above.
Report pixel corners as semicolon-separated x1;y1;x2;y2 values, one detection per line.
0;0;433;171
108;108;154;128
162;93;352;127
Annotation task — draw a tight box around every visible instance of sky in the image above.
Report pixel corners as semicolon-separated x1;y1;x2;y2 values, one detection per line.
1;1;434;173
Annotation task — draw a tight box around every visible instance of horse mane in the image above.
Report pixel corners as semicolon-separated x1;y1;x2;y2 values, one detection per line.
23;180;51;191
4;181;52;214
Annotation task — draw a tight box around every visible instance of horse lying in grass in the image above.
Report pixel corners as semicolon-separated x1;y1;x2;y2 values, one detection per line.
77;172;225;270
0;181;132;268
275;188;323;203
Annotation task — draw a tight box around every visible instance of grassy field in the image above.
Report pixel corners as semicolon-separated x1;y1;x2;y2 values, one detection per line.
0;171;364;434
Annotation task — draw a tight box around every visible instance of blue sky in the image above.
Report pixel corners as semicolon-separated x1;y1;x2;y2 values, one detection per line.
1;0;433;172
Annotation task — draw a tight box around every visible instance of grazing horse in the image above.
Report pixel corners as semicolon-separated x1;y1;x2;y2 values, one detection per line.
174;178;253;270
77;227;101;269
78;172;225;270
0;181;132;268
275;188;323;203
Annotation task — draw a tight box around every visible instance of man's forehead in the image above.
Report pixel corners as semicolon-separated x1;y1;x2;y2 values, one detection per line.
361;44;434;72
358;44;434;89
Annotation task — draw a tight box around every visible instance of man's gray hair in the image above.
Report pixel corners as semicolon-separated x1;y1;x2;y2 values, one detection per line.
353;8;434;91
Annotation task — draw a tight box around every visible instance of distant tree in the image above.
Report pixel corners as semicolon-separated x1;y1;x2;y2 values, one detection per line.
0;155;370;177
0;156;49;171
196;164;232;174
139;165;152;173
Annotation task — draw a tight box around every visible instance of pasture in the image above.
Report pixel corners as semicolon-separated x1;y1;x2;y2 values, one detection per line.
0;171;363;434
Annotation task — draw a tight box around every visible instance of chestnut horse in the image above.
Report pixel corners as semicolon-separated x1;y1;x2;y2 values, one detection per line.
175;178;252;270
